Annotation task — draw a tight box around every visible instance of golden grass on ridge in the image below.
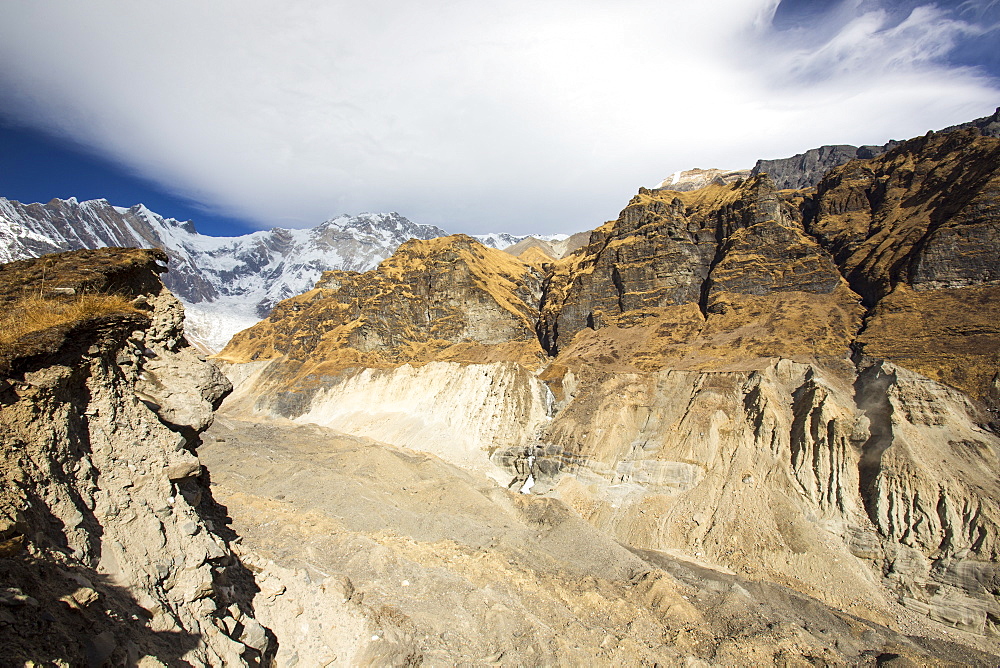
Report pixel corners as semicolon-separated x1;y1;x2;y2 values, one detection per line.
0;293;140;346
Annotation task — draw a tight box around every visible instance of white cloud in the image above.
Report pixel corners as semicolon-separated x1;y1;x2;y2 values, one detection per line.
0;0;996;235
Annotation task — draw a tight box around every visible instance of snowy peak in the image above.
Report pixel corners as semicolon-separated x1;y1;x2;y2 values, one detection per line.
1;195;573;351
474;232;524;249
318;212;448;246
0;196;453;351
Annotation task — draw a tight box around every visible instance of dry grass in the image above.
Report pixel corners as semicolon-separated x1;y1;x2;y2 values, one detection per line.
0;293;140;346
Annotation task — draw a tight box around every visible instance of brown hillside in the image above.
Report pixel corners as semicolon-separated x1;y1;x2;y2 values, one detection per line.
217;234;547;375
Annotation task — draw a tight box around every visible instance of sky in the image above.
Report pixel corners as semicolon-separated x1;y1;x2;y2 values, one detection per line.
0;0;997;238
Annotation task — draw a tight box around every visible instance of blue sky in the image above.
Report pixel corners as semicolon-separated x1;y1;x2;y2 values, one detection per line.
0;122;258;236
0;0;997;238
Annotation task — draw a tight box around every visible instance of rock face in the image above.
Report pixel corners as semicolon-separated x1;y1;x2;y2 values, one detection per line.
537;173;863;366
218;119;1000;657
0;249;270;666
809;128;1000;409
752;143;899;190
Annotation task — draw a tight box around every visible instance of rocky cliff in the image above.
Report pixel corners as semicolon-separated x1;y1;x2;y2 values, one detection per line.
0;249;273;665
751;144;900;191
217;120;1000;658
809;127;1000;411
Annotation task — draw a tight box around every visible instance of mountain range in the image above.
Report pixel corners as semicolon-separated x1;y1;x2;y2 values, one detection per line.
4;108;996;353
0;197;571;350
3;109;1000;665
214;117;1000;661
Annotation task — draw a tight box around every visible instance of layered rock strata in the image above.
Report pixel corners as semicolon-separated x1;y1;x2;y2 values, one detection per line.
0;249;270;666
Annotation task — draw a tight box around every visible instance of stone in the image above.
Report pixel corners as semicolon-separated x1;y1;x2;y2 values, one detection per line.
137;347;232;432
60;587;99;609
240;616;270;652
23;365;73;389
85;631;116;668
166;454;202;481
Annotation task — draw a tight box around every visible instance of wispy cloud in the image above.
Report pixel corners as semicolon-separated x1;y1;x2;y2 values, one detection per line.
0;1;996;234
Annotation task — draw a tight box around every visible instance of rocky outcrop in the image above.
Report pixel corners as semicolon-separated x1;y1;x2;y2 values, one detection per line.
0;249;270;666
537;185;720;354
807;128;1000;409
537;173;863;366
939;106;1000;139
807;129;1000;301
752;144;899;191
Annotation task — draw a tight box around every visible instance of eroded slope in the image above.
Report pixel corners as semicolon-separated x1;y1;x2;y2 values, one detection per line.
201;415;999;666
0;249;270;666
216;123;1000;655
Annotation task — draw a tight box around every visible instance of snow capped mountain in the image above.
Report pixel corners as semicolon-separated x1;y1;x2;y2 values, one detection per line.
0;196;450;351
474;232;524;248
474;232;568;249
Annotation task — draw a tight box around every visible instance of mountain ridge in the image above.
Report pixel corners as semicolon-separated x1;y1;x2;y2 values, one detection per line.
748;106;1000;190
216;121;1000;648
0;197;565;351
5;110;1000;664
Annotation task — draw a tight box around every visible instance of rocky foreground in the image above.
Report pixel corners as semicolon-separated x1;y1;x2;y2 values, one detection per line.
0;249;270;665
